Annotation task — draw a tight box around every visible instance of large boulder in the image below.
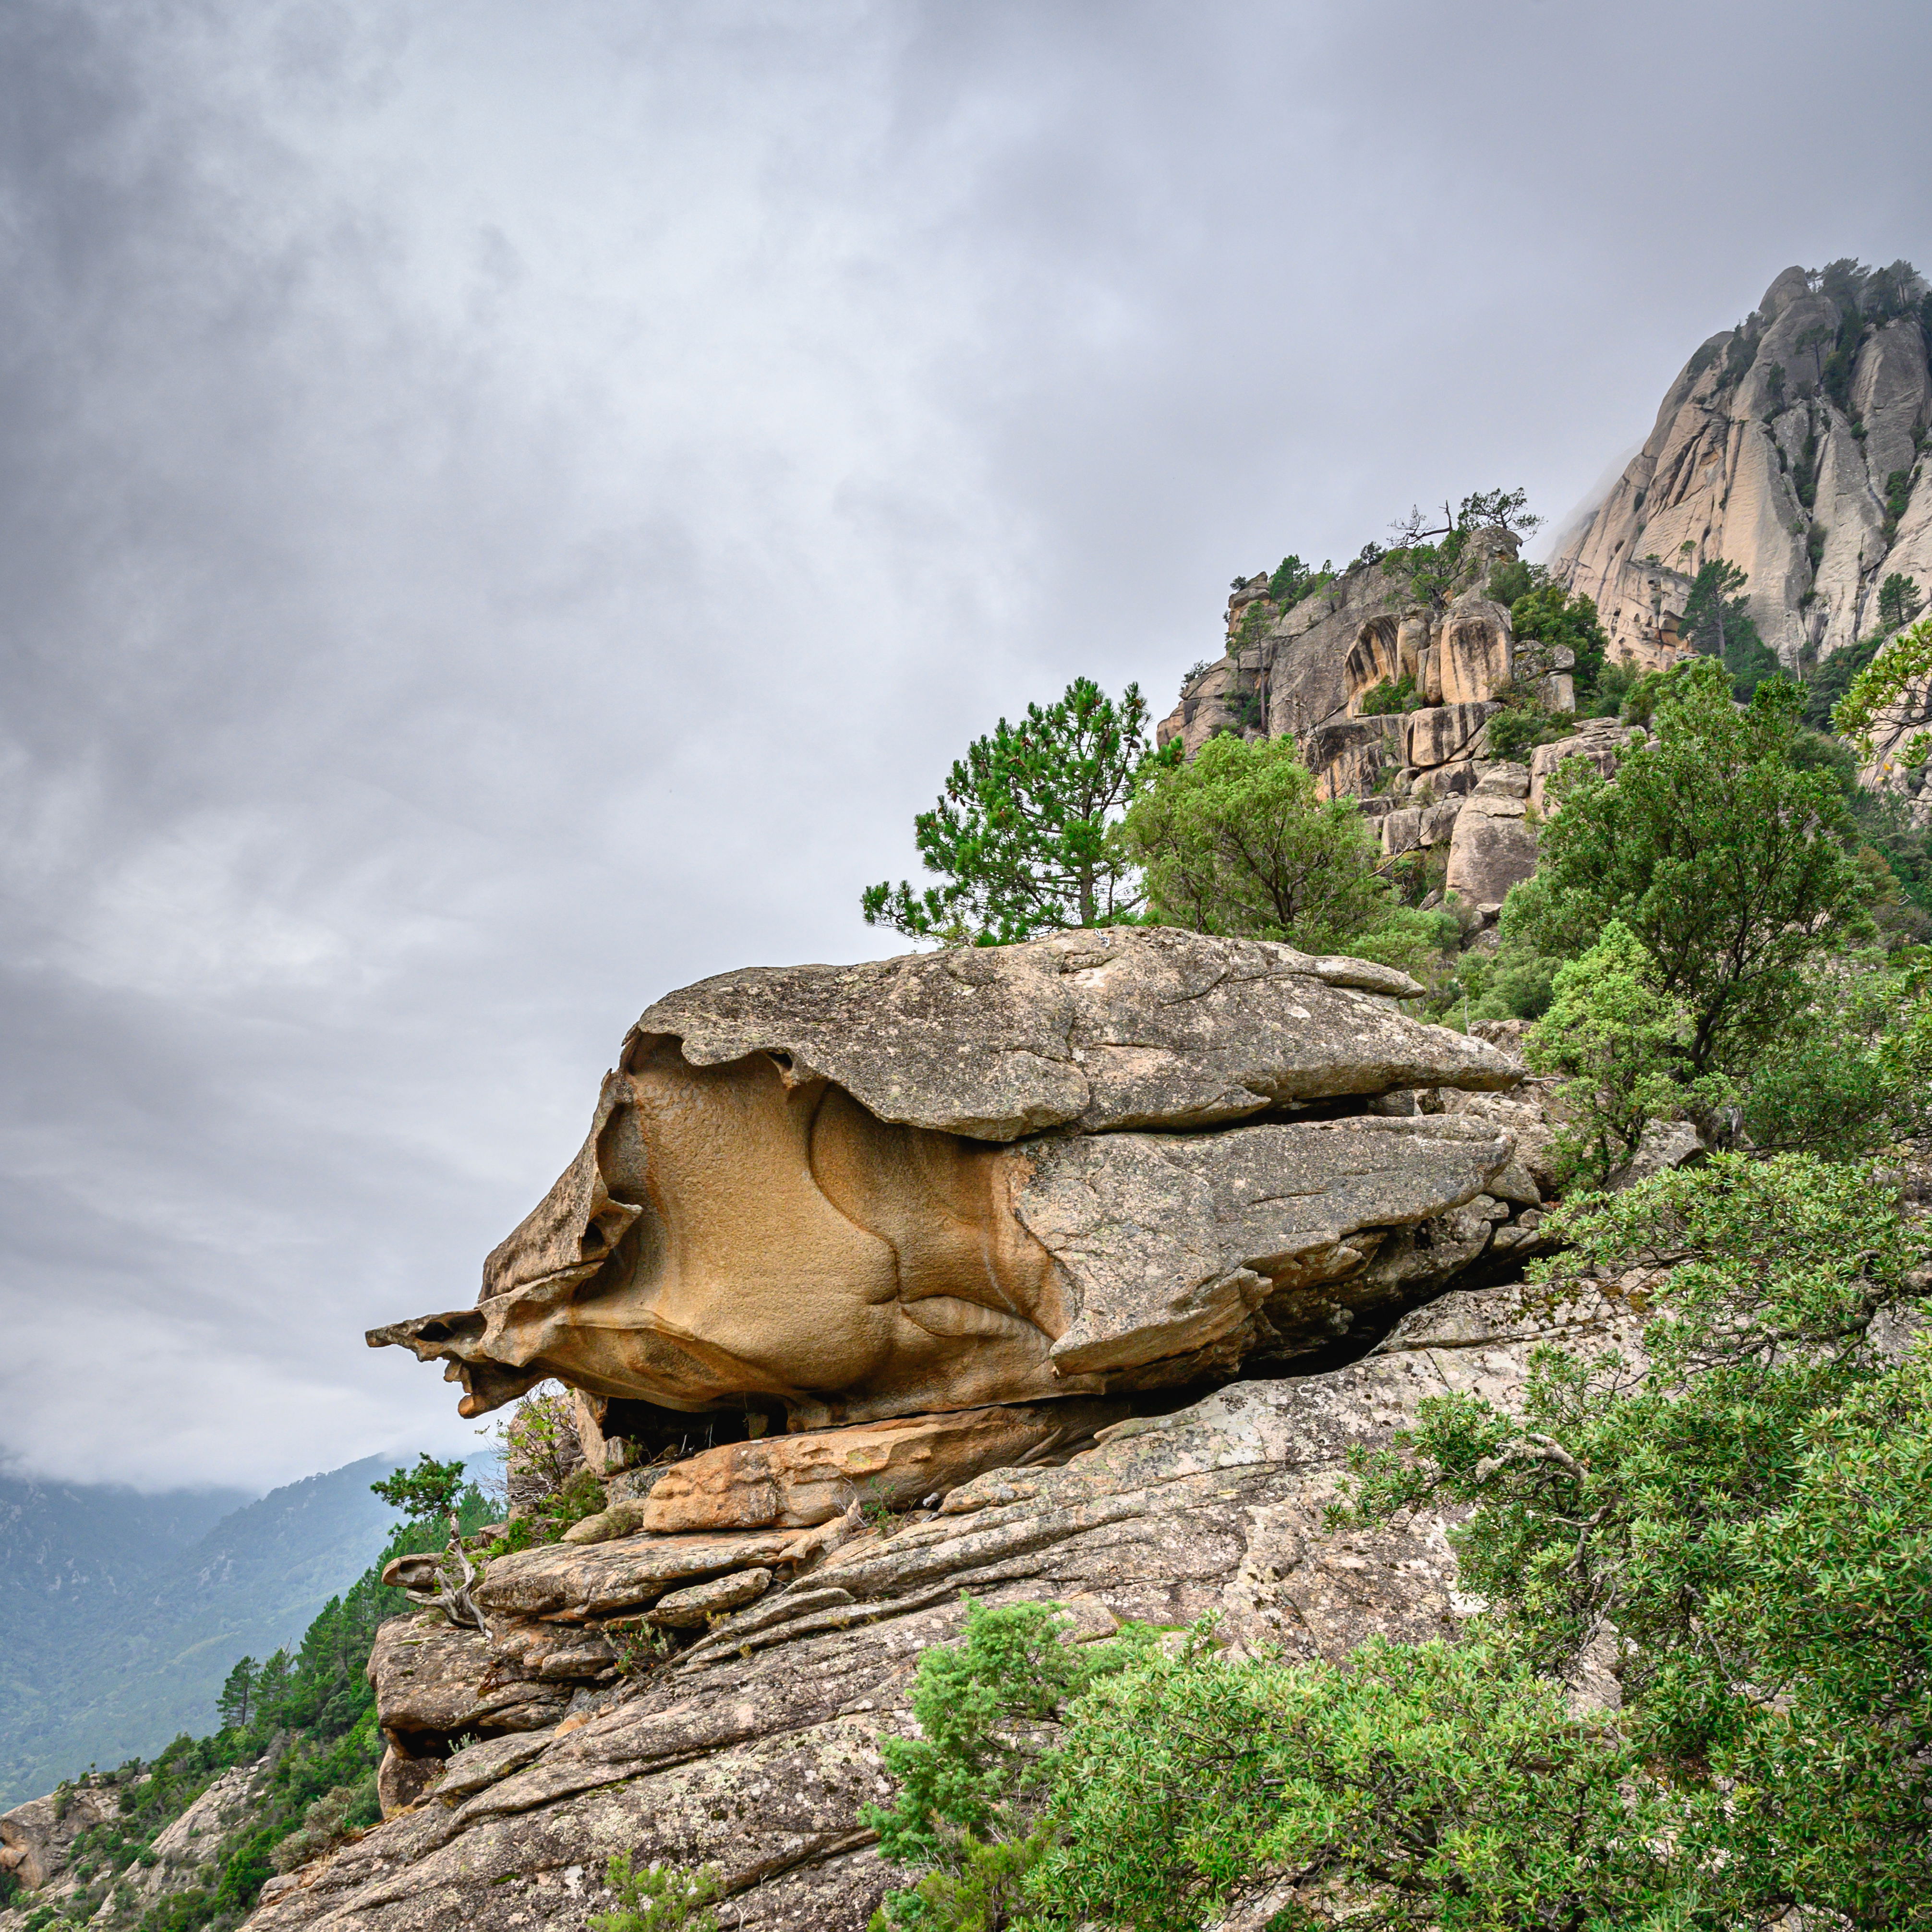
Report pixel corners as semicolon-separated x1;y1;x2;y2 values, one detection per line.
369;930;1522;1428
1444;766;1538;916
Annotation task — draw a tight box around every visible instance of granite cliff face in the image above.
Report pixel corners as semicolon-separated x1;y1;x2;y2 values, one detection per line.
1155;534;1639;918
1554;261;1932;671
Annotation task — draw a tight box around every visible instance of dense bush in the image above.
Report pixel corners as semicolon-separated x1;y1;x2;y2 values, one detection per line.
1505;579;1607;693
1120;733;1455;971
1480;703;1564;764
1354;672;1421;715
1506;656;1871;1078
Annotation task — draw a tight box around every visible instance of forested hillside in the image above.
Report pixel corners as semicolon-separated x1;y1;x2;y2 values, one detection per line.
0;1461;408;1809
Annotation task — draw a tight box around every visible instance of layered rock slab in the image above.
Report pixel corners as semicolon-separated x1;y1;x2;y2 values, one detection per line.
632;1400;1130;1534
1015;1114;1514;1374
251;1283;1640;1932
628;926;1512;1140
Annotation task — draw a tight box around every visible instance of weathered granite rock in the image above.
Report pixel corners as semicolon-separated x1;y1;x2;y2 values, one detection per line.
245;1281;1641;1932
470;1528;810;1621
367;1616;574;1746
369;930;1521;1429
636;1402;1128;1533
143;1765;261;1885
1405;700;1497;770
1013;1116;1514;1375
1435;598;1515;707
625;927;1493;1139
1444;769;1539;915
1556;263;1932;670
431;1733;555;1803
376;1748;441;1820
483;1615;617;1684
1439;1083;1563;1198
646;1568;773;1628
1606;1118;1706;1191
2;1763;275;1923
1527;718;1641;813
0;1782;120;1891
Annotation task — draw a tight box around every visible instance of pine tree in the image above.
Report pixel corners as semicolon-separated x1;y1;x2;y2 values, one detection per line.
863;678;1161;944
217;1656;256;1732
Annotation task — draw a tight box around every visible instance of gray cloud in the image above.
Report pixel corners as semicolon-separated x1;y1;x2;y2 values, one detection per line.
2;0;1926;1487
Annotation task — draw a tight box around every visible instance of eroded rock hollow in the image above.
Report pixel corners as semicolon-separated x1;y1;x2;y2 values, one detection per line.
370;928;1523;1431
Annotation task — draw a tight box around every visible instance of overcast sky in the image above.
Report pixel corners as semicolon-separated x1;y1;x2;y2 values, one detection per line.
3;0;1927;1493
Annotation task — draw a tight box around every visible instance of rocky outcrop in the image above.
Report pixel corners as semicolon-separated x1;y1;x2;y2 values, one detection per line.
370;930;1524;1431
1442;763;1537;916
1527;715;1641;813
1156;530;1621;899
1554;262;1932;672
267;933;1593;1932
0;1783;121;1892
242;1279;1642;1932
1;1759;272;1922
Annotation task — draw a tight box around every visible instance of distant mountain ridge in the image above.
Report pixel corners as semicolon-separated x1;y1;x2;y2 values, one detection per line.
0;1456;410;1807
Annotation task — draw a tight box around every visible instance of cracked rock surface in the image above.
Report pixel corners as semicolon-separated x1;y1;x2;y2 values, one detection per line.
250;1280;1640;1932
633;926;1517;1139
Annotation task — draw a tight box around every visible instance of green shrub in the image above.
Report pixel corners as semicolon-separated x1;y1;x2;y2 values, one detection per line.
1482;705;1555;763
1122;732;1454;973
1037;1635;1681;1932
1507;580;1607;692
1356;672;1420;715
863;1599;1145;1931
589;1853;721;1932
1741;964;1932;1156
1332;1156;1932;1928
1522;920;1706;1188
269;1775;377;1875
1506;656;1871;1079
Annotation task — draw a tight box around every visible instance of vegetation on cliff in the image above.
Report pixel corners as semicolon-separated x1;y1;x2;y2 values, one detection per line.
867;1157;1932;1930
855;606;1932;1929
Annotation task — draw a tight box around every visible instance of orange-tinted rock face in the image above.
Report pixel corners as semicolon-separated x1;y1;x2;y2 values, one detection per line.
375;1039;1076;1424
635;1401;1126;1532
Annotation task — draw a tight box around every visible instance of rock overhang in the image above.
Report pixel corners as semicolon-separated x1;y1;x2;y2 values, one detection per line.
368;929;1524;1428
